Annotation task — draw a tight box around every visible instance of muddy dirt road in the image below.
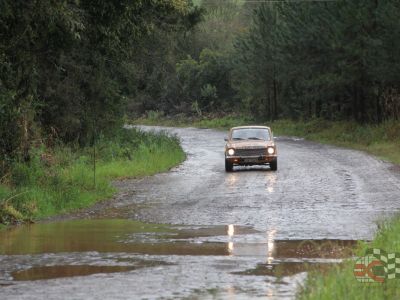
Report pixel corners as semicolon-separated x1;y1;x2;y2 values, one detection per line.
1;126;400;299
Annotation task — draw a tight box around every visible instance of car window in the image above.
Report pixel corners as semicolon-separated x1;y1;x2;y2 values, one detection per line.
231;128;271;141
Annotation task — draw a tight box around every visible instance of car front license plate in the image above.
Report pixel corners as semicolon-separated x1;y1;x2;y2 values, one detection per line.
243;158;258;163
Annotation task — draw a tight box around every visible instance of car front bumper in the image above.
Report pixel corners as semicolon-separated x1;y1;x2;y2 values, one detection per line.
226;155;277;165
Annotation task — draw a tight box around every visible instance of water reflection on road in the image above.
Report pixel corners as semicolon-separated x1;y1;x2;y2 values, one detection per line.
225;172;277;194
1;125;400;299
0;219;356;299
267;229;277;265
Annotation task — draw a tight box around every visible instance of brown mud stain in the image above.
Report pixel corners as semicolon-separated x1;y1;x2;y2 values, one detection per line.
12;265;136;281
389;164;400;173
267;239;357;259
0;282;14;286
164;225;259;240
233;261;338;277
228;240;357;258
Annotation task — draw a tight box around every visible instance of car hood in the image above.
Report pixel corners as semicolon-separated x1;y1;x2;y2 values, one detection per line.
226;140;275;149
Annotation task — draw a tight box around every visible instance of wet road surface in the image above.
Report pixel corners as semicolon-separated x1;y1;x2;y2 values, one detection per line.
1;126;400;299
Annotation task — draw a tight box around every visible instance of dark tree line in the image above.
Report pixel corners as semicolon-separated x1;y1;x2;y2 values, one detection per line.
131;0;400;123
0;0;198;171
2;0;400;174
233;0;400;122
150;0;250;116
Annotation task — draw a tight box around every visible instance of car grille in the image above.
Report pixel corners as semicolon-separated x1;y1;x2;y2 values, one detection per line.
235;148;266;157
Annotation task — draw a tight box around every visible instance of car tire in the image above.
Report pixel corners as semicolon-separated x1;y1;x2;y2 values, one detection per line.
225;159;233;172
270;158;277;171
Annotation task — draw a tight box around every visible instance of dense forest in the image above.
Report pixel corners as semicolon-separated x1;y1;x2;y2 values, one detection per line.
0;0;199;172
1;0;400;171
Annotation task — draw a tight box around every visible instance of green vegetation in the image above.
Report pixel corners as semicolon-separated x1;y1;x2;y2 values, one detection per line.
0;1;191;225
0;129;185;225
130;0;250;117
129;1;400;124
193;115;252;130
0;0;197;171
271;119;400;165
1;0;400;295
298;218;400;300
233;1;400;123
132;112;252;129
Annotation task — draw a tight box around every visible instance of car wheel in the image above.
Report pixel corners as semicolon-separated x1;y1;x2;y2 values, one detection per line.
225;159;233;172
270;158;277;171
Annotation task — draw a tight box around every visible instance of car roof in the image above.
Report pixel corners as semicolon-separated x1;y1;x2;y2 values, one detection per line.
230;126;271;130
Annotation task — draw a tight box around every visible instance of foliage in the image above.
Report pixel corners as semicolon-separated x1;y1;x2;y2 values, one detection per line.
298;217;400;300
0;0;191;170
233;1;400;122
0;129;185;225
131;0;250;117
271;119;400;164
192;0;250;52
125;2;202;116
193;115;253;130
175;48;235;113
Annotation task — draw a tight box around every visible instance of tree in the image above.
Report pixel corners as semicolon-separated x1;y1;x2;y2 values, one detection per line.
233;0;400;122
0;0;192;169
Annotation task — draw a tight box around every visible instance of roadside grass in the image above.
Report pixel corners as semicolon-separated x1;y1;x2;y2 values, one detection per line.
257;119;400;299
298;218;400;300
0;128;185;225
132;112;252;130
132;114;400;299
270;119;400;164
193;115;253;130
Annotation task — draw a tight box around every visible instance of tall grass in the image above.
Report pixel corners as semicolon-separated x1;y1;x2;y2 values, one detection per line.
298;218;400;300
132;114;254;130
193;115;253;130
0;128;185;225
264;119;400;299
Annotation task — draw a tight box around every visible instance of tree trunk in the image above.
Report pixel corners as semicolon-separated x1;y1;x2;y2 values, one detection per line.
273;76;277;120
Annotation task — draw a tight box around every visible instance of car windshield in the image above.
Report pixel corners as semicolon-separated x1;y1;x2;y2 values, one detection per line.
231;128;271;141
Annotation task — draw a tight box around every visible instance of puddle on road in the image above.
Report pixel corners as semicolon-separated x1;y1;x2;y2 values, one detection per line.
0;219;358;283
233;261;338;277
165;225;259;240
0;219;172;255
12;265;137;281
0;219;356;258
11;257;174;281
0;220;257;256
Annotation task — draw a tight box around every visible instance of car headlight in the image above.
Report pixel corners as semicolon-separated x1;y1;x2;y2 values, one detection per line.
227;148;235;156
267;147;275;155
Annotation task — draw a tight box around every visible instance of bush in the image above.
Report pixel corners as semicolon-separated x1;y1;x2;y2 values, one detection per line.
0;128;185;225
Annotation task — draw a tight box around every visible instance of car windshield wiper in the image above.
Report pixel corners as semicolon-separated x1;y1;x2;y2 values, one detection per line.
232;137;244;140
248;137;264;140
